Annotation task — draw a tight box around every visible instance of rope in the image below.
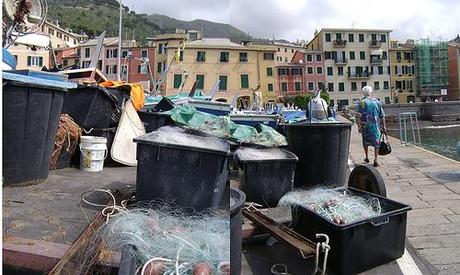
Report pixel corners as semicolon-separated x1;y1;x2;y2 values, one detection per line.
312;234;330;275
50;114;82;170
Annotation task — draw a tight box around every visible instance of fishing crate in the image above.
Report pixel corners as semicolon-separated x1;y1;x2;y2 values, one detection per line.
292;187;411;275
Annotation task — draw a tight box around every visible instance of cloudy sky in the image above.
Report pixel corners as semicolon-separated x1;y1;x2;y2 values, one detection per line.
123;0;460;42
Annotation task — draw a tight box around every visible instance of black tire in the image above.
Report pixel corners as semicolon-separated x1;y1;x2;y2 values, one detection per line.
348;164;386;197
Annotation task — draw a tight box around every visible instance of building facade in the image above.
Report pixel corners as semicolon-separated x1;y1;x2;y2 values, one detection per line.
152;36;277;103
389;40;417;103
414;39;449;101
42;21;87;48
274;41;306;64
307;28;392;110
448;39;460;101
8;43;50;70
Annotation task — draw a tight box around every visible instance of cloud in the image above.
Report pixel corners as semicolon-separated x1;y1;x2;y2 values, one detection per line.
123;0;460;41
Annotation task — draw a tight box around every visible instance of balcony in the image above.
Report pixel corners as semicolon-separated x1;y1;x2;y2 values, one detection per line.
348;72;372;79
369;40;382;48
334;57;348;65
370;57;383;64
333;39;347;48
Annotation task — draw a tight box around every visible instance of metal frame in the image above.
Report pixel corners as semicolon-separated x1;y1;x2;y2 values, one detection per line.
398;112;421;145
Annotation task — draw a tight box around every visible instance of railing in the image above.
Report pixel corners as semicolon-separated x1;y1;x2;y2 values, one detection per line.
334;57;348;64
369;40;382;48
333;39;347;48
348;73;372;79
370;58;382;64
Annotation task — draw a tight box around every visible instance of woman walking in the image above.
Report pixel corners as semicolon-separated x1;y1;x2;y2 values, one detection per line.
356;86;386;167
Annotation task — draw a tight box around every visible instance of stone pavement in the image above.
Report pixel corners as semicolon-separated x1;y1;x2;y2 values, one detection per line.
349;125;460;274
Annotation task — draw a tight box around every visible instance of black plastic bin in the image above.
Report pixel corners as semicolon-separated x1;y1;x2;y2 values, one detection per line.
292;187;411;275
235;148;298;207
3;71;75;186
230;187;246;275
284;121;352;187
62;85;118;129
138;110;173;133
134;126;230;211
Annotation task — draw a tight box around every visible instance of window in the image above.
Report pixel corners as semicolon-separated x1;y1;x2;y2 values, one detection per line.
295;82;301;91
339;82;345;91
157;62;162;73
378;66;383;75
196;75;204;89
158;43;163;54
318;82;324;90
308;82;314;90
74;39;77;44
292;68;302;75
284;48;287;52
384;81;389;90
382;51;387;60
122;50;128;58
316;67;323;74
291;49;294;53
327;67;333;76
316;54;322;61
278;48;281;52
306;54;313;62
324;52;331;59
359;34;365;42
380;34;386;42
84;48;90;58
325;33;331;42
82;61;90;68
266;67;273;76
348;33;354;42
307;67;313;74
349;51;355;60
105;65;117;74
239;52;248;62
336;33;342;40
178;50;184;61
48;28;54;35
396;52;402;61
241;74;249;89
63;59;68;66
360;82;367;89
328;83;334;92
263;53;274;60
360;51;365;60
351;82;357;91
374;81;380;90
173;74;182;89
337;99;349;111
338;66;344;76
137;64;148;74
219;75;227;91
220;52;229;62
268;83;273;92
281;82;288;92
27;56;43;66
57;32;62;39
284;57;288;62
278;68;286;75
121;65;127;75
141;50;148;58
385;97;390;104
197;51;206;62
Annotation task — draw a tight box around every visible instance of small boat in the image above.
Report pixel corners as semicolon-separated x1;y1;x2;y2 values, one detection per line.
230;111;279;128
188;99;231;116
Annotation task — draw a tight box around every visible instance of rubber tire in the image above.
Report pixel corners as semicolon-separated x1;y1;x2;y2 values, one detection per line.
348;164;387;197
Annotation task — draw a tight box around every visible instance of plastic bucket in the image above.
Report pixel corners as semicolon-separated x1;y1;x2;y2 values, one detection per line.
79;136;108;172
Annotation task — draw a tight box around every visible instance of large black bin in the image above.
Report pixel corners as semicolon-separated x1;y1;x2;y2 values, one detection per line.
134;126;230;211
3;71;76;186
138;110;173;133
230;187;246;275
236;148;298;207
284;120;352;187
62;85;118;129
292;187;411;275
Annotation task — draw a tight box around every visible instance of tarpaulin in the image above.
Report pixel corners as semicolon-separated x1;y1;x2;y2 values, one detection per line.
100;81;145;111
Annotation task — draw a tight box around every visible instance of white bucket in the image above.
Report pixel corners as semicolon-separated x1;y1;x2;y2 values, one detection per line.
80;136;108;172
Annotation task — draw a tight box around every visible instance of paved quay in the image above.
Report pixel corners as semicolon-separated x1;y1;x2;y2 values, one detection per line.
349;125;460;275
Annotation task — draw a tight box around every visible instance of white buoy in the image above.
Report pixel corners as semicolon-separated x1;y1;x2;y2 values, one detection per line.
80;136;108;172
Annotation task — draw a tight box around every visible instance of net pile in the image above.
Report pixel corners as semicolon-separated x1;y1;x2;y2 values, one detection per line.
50;114;82;170
279;188;383;225
78;203;230;275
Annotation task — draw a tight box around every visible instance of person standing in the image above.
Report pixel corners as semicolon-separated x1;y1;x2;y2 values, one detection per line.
356;86;386;167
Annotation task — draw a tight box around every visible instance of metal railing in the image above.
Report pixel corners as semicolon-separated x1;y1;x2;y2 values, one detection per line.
333;40;347;48
399;112;421;145
369;40;382;48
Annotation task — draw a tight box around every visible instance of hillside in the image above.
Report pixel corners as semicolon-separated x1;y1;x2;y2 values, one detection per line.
46;0;162;44
147;14;251;43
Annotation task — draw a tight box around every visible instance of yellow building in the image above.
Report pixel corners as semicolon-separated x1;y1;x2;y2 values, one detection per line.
42;21;87;49
389;40;417;103
8;42;50;70
152;36;277;103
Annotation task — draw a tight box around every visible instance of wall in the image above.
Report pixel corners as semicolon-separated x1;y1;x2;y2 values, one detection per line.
8;44;50;70
382;101;460;120
448;44;460;101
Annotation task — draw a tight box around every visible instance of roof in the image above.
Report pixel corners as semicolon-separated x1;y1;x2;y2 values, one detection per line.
45;21;86;38
319;28;392;33
80;38;137;47
185;38;241;48
147;33;186;41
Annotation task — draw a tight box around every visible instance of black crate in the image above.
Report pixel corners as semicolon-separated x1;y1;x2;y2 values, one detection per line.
236;148;298;207
292;187;411;275
134;128;230;211
138;110;173;133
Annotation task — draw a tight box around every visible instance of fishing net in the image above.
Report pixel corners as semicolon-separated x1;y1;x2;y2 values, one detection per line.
50;114;82;170
76;200;229;275
279;188;383;225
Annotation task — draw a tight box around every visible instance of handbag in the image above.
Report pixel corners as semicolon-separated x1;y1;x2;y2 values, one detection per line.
379;132;392;155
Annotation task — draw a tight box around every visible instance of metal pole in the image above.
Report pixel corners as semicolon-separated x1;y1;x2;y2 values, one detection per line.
117;0;122;81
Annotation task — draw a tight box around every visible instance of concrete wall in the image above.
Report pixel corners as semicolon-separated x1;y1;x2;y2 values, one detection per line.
382;101;460;120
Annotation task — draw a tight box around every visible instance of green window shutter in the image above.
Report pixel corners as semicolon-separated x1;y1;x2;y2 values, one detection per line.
295;82;301;91
268;83;273;92
266;67;273;76
27;56;31;66
241;74;249;89
196;75;204;89
173;74;182;89
219;76;227;91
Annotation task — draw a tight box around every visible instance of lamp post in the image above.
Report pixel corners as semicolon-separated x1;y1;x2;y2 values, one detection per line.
117;0;122;81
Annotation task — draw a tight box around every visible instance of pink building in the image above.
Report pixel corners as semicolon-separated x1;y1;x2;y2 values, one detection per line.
302;50;325;92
